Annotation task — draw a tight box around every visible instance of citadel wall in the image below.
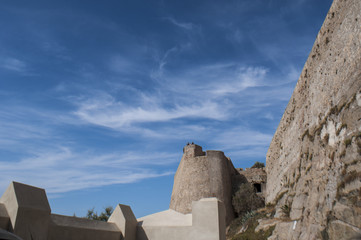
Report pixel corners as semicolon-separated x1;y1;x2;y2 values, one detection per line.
266;0;361;238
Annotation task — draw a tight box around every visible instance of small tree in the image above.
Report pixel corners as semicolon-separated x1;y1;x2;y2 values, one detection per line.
232;183;264;217
251;161;265;168
86;206;113;221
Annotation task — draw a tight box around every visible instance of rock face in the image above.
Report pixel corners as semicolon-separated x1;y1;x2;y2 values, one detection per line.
169;144;236;225
266;0;361;239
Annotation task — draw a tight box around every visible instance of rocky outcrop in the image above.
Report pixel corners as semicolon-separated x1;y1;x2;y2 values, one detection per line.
266;0;361;239
169;144;237;225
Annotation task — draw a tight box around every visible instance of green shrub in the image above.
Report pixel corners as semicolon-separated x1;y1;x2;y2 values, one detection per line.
85;206;113;221
241;211;257;224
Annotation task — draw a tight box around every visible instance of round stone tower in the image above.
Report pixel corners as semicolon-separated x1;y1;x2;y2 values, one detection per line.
169;144;235;225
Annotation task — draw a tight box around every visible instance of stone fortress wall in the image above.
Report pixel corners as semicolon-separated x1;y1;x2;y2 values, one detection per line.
266;0;361;239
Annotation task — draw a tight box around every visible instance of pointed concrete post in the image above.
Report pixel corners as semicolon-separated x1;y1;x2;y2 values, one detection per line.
0;182;51;240
192;198;226;240
108;204;137;240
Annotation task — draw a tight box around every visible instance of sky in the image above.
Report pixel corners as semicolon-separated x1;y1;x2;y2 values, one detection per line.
0;0;332;218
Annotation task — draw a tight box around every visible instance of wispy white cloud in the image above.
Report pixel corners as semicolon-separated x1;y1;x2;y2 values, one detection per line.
208;66;268;96
0;146;176;194
164;17;194;30
0;102;180;195
152;62;271;101
1;57;27;72
65;60;294;141
0;108;54;143
73;91;226;129
153;46;179;79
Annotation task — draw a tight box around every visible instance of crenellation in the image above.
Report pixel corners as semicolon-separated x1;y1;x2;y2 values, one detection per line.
205;150;225;158
183;143;205;157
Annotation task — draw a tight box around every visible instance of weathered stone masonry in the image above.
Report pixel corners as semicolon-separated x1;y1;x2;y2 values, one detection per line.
266;0;361;239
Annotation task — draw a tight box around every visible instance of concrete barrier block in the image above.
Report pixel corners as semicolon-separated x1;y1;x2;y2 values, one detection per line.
108;204;137;240
0;182;51;240
48;214;122;240
192;198;226;240
0;203;10;230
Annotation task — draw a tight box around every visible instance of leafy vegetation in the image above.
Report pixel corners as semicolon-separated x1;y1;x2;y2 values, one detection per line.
241;211;257;225
85;206;113;221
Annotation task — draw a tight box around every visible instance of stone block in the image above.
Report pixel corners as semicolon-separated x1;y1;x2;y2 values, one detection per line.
333;202;361;229
328;220;361;240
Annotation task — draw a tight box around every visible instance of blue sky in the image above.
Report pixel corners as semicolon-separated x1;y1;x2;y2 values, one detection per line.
0;0;332;218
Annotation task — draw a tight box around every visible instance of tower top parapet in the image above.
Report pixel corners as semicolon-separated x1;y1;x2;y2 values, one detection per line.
183;143;205;157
